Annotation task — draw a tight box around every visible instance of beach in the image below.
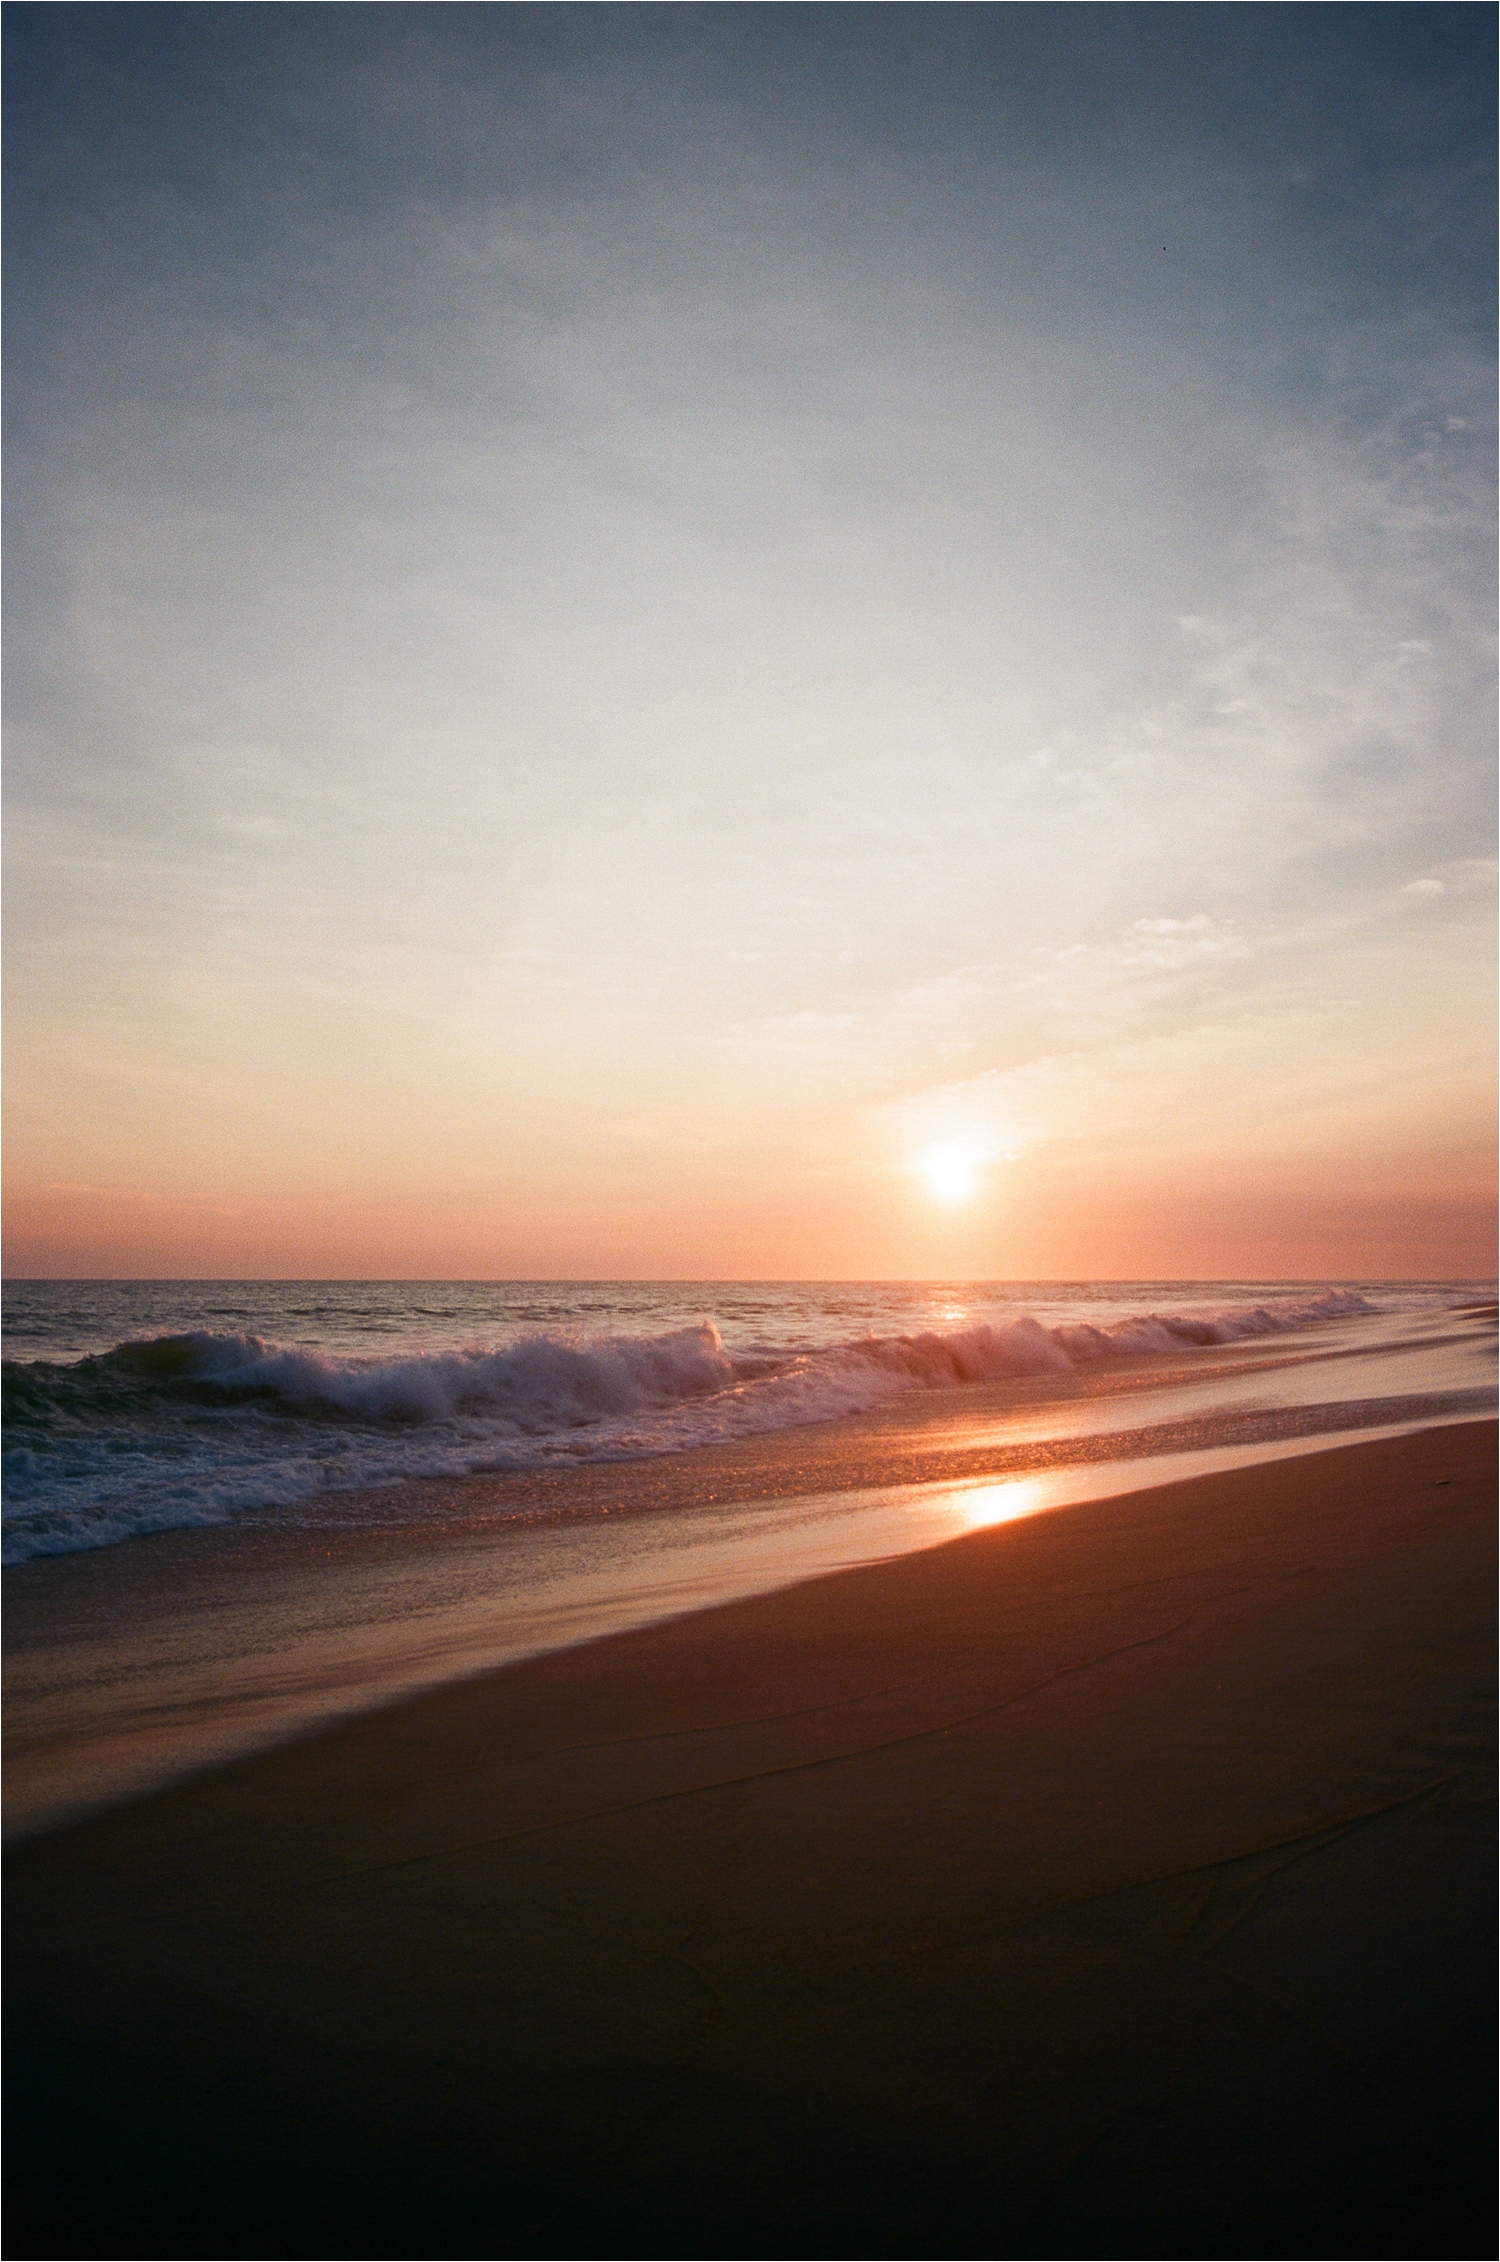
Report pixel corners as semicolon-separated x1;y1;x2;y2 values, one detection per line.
8;1416;1494;2260
10;8;1496;2256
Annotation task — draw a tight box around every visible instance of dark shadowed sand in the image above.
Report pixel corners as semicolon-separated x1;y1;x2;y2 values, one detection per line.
6;1421;1495;2260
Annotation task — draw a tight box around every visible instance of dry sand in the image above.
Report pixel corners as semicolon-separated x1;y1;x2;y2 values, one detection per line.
6;1421;1495;2259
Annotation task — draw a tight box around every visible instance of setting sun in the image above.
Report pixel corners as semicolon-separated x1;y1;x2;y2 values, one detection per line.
919;1142;982;1204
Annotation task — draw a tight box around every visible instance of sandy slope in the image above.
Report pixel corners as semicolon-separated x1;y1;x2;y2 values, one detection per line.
6;1421;1495;2259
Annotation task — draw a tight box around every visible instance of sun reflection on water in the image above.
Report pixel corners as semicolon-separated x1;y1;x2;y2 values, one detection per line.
952;1476;1055;1529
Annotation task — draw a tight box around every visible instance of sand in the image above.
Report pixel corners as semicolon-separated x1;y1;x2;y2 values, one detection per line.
6;1420;1495;2259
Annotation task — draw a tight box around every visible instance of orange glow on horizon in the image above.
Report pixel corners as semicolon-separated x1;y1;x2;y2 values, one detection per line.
3;1160;1496;1282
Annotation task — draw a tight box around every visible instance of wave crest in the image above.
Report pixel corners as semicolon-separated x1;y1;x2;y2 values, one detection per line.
4;1289;1376;1435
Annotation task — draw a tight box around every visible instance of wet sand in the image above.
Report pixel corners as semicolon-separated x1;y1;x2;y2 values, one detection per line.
6;1421;1495;2259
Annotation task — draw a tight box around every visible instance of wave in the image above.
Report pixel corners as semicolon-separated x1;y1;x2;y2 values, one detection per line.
2;1289;1377;1562
5;1322;745;1432
4;1288;1376;1432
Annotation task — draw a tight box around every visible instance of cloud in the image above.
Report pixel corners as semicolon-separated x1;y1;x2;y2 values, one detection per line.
1400;858;1497;900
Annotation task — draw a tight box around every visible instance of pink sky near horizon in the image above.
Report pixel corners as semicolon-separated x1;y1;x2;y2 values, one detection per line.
8;1127;1493;1283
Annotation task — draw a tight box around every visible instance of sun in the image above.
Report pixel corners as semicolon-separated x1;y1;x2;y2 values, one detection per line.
919;1141;981;1204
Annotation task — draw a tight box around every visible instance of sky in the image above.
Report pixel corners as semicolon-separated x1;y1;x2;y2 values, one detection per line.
4;3;1495;1280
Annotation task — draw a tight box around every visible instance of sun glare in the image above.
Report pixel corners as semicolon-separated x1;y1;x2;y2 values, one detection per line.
919;1141;981;1204
955;1477;1051;1528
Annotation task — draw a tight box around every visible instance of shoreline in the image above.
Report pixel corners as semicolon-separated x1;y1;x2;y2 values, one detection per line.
7;1292;1490;1571
6;1324;1490;1837
8;1420;1495;2258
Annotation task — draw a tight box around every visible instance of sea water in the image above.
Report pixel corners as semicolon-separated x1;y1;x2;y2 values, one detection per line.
4;1278;1492;1565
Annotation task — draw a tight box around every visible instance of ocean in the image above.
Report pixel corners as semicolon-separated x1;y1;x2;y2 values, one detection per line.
4;1277;1494;1566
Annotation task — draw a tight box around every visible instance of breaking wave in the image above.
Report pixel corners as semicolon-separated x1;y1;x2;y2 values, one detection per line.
3;1289;1376;1562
